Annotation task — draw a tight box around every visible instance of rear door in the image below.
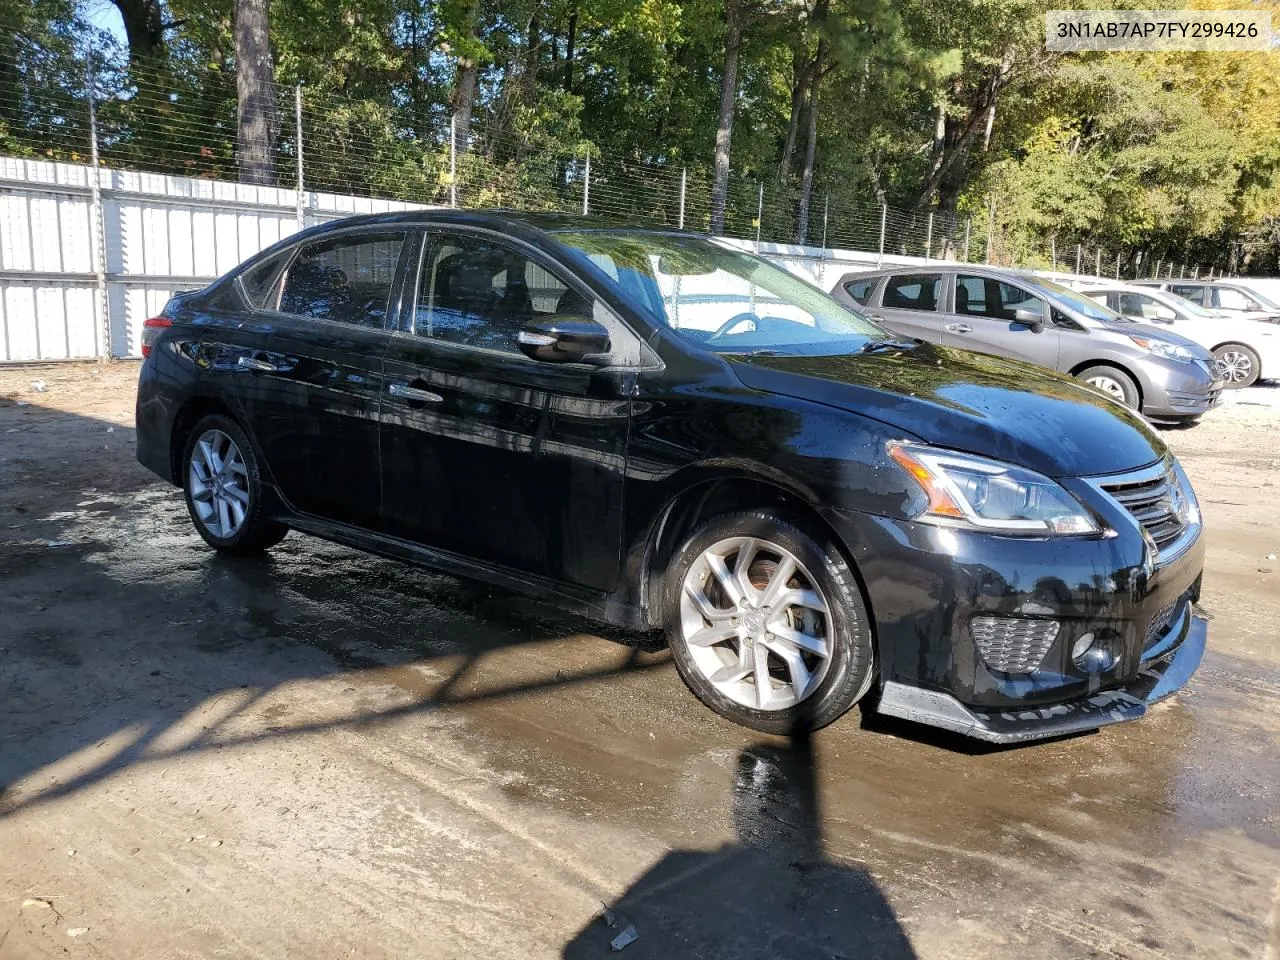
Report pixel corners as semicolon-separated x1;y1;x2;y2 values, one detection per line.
219;227;411;529
378;228;636;591
944;274;1060;369
867;272;946;343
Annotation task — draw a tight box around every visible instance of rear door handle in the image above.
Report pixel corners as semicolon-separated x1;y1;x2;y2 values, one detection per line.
237;355;278;372
945;323;972;334
389;382;443;404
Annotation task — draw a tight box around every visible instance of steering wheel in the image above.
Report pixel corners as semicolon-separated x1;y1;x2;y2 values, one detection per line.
706;312;761;341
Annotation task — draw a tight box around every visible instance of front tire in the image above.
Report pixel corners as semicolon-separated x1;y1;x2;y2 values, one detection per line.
1077;365;1140;409
1213;343;1260;388
181;414;287;555
663;510;875;734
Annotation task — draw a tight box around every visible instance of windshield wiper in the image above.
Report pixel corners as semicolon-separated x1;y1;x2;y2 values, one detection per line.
857;338;916;354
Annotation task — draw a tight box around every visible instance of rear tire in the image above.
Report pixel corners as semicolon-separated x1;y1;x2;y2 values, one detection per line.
1077;365;1140;409
1212;343;1260;388
663;509;875;734
181;414;287;555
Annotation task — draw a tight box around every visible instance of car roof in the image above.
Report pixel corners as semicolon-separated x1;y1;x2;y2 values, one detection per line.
291;207;694;240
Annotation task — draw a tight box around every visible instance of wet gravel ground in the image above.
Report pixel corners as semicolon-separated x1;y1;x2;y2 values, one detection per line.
2;363;1279;960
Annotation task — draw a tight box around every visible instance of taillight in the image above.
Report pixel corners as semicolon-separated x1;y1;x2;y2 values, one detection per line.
141;316;172;358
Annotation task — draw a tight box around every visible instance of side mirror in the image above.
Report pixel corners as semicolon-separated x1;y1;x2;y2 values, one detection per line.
1013;307;1045;333
517;316;612;365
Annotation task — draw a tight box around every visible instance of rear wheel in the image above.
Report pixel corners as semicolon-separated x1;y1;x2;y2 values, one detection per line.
1212;343;1260;388
182;414;287;555
663;510;875;734
1077;365;1140;409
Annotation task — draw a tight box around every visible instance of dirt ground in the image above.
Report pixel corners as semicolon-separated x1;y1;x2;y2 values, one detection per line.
1;362;1278;960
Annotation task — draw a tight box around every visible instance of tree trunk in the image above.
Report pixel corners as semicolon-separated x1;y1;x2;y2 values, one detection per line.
794;38;826;244
564;7;577;92
778;48;809;180
234;0;277;186
111;0;167;67
452;62;478;153
709;0;743;234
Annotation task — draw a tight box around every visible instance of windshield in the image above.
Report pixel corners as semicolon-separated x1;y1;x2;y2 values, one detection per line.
1231;285;1280;311
551;231;887;355
1157;291;1218;319
1021;275;1127;322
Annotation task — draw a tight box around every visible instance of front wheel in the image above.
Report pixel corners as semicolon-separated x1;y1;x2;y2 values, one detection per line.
1213;343;1260;388
182;414;288;555
1077;365;1140;409
663;510;875;734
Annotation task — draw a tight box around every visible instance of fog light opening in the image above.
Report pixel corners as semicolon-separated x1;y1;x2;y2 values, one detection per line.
1071;632;1117;673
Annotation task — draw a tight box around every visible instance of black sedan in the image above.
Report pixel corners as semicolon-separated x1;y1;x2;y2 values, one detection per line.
136;211;1207;743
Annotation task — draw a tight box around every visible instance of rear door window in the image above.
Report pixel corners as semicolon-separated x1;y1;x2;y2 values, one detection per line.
843;277;879;306
278;231;407;329
1170;284;1206;306
882;274;942;312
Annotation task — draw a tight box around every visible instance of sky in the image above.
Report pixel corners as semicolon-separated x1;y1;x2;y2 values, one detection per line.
81;0;126;44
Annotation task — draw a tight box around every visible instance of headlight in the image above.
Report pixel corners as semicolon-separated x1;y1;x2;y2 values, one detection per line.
888;441;1101;536
1128;335;1193;362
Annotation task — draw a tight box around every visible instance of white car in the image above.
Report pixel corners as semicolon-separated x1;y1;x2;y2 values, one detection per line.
1129;279;1280;324
1083;284;1280;388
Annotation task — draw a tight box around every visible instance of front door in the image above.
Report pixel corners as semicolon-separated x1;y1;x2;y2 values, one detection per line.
379;229;632;591
944;273;1060;369
218;228;410;528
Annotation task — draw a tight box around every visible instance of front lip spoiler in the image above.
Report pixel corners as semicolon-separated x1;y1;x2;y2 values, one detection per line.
875;614;1207;745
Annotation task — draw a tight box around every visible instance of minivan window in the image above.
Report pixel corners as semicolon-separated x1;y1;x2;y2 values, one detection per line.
882;274;942;312
279;232;406;328
843;277;878;306
955;275;1042;322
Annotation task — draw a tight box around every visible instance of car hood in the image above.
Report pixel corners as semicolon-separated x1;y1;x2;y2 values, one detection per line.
728;343;1167;479
1096;321;1214;358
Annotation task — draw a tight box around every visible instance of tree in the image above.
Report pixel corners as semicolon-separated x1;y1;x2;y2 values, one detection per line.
709;0;744;233
234;0;277;185
110;0;167;67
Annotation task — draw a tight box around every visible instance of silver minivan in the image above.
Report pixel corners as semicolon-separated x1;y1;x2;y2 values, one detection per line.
832;265;1223;425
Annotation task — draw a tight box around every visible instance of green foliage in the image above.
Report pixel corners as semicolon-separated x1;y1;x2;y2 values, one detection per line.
1;0;1278;269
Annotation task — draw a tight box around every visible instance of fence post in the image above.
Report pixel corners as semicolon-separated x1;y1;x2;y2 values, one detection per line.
294;85;304;228
86;46;109;361
878;204;886;267
924;212;933;261
1075;243;1082;274
985;198;995;263
1115;255;1120;280
820;193;829;252
449;115;457;208
963;218;971;262
755;181;763;252
582;148;590;216
1050;236;1057;272
1095;248;1101;276
678;167;686;230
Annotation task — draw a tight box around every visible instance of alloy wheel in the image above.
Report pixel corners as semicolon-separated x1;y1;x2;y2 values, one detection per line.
188;429;251;539
1215;350;1253;384
678;536;833;711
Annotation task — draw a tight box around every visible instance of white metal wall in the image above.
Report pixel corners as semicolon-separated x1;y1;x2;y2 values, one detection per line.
0;156;425;361
0;154;966;362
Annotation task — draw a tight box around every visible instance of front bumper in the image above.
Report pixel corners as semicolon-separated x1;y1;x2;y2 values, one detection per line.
1139;357;1223;418
876;613;1206;744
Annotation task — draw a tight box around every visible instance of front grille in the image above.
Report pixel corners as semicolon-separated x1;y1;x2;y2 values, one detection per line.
1099;467;1186;551
970;616;1060;673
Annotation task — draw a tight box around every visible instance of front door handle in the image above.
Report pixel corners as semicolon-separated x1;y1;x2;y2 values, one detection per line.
945;323;972;334
389;382;443;404
237;355;278;372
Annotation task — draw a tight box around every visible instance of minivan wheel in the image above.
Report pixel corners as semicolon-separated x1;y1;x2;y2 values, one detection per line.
1077;365;1140;409
182;414;287;555
663;510;875;734
1212;343;1260;388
